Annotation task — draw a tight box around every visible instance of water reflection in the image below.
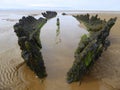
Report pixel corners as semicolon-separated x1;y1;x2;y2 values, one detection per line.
56;18;61;44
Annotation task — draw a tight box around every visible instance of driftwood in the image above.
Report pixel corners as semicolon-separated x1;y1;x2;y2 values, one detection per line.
14;16;47;78
67;14;117;83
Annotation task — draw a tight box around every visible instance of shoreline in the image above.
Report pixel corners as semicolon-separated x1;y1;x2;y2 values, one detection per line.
0;9;120;14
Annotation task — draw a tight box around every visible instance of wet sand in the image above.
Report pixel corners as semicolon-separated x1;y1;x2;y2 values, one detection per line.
0;11;120;90
89;13;120;90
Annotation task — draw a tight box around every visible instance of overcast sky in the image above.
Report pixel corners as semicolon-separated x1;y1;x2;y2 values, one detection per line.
0;0;120;11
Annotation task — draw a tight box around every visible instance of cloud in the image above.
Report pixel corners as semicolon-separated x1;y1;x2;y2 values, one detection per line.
0;0;120;10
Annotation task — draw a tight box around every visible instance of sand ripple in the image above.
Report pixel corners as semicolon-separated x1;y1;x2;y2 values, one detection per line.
0;48;25;90
90;37;120;90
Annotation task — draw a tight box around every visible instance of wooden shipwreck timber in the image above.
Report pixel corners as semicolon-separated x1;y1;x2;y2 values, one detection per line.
14;12;117;84
67;14;117;83
14;11;57;78
14;16;47;78
42;11;57;19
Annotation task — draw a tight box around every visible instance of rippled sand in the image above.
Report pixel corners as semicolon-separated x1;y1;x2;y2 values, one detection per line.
0;11;120;90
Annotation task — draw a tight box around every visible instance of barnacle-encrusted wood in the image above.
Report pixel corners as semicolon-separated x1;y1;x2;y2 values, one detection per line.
67;14;117;83
14;16;47;78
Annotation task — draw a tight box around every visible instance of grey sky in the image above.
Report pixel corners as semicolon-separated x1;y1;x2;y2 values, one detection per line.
0;0;120;10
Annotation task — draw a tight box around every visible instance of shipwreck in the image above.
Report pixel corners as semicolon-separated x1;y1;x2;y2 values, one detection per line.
67;14;117;83
14;12;117;84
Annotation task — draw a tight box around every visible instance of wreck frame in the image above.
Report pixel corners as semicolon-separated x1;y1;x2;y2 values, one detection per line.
14;12;117;84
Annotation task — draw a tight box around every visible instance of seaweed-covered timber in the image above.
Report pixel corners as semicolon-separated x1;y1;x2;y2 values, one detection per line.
73;14;106;32
14;16;47;78
62;13;67;15
67;14;117;83
42;11;57;19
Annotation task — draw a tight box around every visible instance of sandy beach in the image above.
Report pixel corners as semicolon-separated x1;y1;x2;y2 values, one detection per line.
0;10;120;90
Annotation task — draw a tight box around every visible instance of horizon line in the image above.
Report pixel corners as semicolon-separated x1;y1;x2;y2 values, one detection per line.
0;9;120;12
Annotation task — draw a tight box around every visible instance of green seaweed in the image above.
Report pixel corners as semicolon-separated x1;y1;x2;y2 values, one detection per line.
84;51;93;67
